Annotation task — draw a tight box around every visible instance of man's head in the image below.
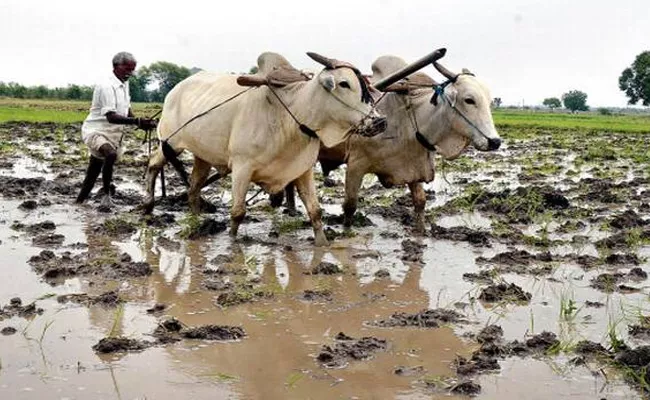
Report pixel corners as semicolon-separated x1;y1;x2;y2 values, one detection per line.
112;52;137;82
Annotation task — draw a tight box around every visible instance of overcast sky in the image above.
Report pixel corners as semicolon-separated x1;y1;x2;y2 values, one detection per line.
2;0;649;107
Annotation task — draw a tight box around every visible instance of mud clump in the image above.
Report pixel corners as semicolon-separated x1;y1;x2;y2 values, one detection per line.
604;253;642;266
12;220;56;235
0;176;45;197
97;217;138;237
526;331;559;351
92;337;151;353
574;340;610;356
1;326;17;335
19;199;39;210
374;269;390;278
628;267;648;281
615;346;650;368
629;325;650;339
151;318;245;343
100;258;152;279
455;354;501;375
457;185;569;224
394;365;425;377
463;270;496;284
610;210;647;230
478;282;532;303
596;229;650;250
323;212;374;227
146;303;167;314
401;239;426;263
372;309;465;328
181;325;246;341
590;272;643;293
477;325;504;344
29;250;83;279
307;261;342;275
214;285;274;307
57;290;122;307
152;318;184;344
32;233;65;246
28;250;152;281
145;213;176;229
478;250;553;266
202;277;233;291
430;224;492;247
451;381;482;396
451;381;481;396
317;333;387;368
184;218;227;239
613;345;650;389
585;300;605;308
0;298;44;320
299;289;333;302
477;250;554;274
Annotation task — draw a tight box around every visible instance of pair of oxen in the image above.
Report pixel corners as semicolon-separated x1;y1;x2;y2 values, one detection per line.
142;48;502;246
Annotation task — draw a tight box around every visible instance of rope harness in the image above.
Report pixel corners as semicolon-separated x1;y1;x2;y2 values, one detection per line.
147;66;381;197
399;72;494;152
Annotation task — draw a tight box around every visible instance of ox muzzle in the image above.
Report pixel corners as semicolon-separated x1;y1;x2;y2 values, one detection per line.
354;112;387;137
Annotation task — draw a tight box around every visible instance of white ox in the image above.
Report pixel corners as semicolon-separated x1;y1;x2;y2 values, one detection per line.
277;55;502;233
142;52;388;246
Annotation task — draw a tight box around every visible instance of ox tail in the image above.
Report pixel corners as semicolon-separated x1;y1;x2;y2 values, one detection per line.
161;140;190;187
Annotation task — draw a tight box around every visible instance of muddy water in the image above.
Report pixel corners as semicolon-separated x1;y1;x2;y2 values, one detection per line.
0;199;467;400
2;123;650;399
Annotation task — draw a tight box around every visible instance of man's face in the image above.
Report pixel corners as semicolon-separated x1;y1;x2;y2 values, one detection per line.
114;61;137;82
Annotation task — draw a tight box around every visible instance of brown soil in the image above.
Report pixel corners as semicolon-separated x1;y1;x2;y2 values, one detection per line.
317;333;388;368
92;337;151;353
0;298;44;320
57;290;122;307
430;224;493;247
478;282;532;303
371;309;465;328
401;239;426;263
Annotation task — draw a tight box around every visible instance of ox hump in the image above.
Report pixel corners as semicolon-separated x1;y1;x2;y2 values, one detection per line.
371;55;436;88
371;55;408;80
257;52;294;74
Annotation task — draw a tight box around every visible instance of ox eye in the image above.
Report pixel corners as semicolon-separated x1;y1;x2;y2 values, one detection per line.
339;81;351;89
464;98;476;105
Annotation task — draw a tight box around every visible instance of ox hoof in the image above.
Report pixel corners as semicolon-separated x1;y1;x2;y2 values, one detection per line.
141;199;155;215
314;232;329;247
414;223;427;236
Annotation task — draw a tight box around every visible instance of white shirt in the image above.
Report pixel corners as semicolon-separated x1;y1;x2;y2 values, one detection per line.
81;73;132;146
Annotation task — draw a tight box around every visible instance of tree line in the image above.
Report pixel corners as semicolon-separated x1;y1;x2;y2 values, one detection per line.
3;51;649;109
0;61;195;103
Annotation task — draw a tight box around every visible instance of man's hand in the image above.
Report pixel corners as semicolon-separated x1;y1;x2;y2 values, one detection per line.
137;118;158;131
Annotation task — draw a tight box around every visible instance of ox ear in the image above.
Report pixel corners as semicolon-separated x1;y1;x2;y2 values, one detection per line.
319;73;336;92
435;133;470;160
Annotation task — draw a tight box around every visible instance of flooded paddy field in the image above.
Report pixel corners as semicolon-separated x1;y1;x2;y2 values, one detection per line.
1;117;650;399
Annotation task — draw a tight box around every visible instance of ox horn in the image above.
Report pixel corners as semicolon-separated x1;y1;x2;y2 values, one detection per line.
306;52;336;69
433;60;458;81
373;48;447;92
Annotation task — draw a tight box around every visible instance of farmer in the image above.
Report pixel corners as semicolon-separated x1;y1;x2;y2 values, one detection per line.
75;51;157;209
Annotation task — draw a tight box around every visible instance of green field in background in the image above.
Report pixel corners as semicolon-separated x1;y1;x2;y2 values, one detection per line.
0;98;648;133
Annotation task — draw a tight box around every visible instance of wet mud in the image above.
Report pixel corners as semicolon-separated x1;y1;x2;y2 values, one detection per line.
316;333;388;368
1;121;650;399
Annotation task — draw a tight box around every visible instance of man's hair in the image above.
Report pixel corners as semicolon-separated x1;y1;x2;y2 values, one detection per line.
112;52;137;66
